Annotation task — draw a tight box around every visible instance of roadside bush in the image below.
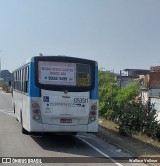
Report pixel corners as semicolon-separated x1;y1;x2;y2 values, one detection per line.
116;101;159;139
98;70;118;118
98;69;160;140
156;124;160;141
115;81;140;111
104;109;116;121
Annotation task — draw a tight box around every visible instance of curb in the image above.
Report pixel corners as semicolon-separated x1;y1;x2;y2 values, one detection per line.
96;125;159;166
96;125;134;156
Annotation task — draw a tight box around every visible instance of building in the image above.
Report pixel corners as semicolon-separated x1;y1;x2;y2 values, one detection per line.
117;69;149;88
140;66;160;121
141;67;160;98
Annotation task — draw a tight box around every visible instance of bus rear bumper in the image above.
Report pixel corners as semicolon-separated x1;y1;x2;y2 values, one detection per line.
29;120;98;133
42;122;98;133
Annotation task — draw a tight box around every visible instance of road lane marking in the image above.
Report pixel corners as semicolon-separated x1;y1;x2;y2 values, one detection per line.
0;109;15;117
76;134;91;138
76;135;124;166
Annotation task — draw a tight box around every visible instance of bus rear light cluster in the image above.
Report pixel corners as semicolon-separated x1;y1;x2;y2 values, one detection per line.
91;104;97;111
90;111;96;116
32;103;42;122
34;115;40;120
33;109;39;114
32;103;39;108
89;103;97;124
90;117;96;122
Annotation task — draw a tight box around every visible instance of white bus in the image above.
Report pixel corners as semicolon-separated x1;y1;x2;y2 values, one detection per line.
12;56;98;134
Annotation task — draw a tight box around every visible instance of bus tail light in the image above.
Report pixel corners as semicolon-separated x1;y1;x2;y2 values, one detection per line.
32;103;39;108
90;111;96;116
89;102;98;124
32;103;42;122
33;109;39;114
91;104;97;111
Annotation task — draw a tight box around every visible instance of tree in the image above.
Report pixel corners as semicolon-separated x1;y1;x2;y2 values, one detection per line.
98;69;160;139
98;70;118;120
115;81;140;111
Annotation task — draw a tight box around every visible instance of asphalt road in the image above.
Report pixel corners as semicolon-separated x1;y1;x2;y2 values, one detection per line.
0;91;147;166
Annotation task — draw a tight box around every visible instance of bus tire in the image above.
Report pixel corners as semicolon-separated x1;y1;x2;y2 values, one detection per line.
13;105;18;121
13;105;15;114
22;126;29;135
20;111;29;135
72;132;77;135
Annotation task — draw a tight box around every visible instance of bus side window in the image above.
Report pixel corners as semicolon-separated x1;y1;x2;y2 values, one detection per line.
20;69;22;92
24;66;29;94
22;67;25;93
18;70;20;91
21;69;23;92
17;70;19;91
16;71;18;90
13;72;16;90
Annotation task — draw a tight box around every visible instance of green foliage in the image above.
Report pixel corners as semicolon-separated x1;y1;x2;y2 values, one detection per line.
104;109;116;121
115;81;141;113
0;81;10;93
98;70;118;120
98;69;160;140
99;69;141;120
98;70;116;87
0;81;7;88
117;102;159;138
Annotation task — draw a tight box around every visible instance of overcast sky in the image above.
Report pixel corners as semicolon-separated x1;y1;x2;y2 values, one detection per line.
0;0;160;73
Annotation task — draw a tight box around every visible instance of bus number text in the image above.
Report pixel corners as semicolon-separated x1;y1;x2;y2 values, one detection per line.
74;98;88;104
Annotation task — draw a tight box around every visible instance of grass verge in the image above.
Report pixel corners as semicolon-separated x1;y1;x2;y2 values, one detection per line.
96;117;160;158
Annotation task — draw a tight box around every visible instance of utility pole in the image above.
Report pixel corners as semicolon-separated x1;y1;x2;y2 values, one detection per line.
120;70;122;88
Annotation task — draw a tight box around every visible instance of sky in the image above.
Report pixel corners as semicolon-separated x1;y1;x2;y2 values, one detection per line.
0;0;160;73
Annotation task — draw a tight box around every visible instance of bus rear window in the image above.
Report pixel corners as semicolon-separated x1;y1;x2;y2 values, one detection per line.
76;64;91;86
38;61;91;87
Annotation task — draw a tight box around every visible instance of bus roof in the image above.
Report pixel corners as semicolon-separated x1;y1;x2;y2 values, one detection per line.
13;55;98;72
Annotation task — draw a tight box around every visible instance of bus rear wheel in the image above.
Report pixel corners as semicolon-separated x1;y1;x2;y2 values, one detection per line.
20;111;29;135
13;105;15;114
22;126;29;135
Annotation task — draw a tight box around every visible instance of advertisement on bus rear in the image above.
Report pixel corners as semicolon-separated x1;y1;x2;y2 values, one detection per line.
38;61;76;85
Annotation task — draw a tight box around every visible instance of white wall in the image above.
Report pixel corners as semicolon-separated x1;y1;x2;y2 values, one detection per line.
141;90;149;104
150;97;160;122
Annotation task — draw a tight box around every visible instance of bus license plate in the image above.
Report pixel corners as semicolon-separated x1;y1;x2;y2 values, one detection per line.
60;119;72;123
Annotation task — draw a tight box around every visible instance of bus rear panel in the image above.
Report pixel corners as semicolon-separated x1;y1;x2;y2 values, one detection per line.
13;56;98;134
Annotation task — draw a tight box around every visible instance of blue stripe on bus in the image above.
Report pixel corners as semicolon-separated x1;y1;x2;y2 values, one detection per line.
90;65;98;99
28;62;40;97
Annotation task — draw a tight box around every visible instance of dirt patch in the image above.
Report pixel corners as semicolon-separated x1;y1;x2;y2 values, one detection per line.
95;119;160;166
97;124;160;157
